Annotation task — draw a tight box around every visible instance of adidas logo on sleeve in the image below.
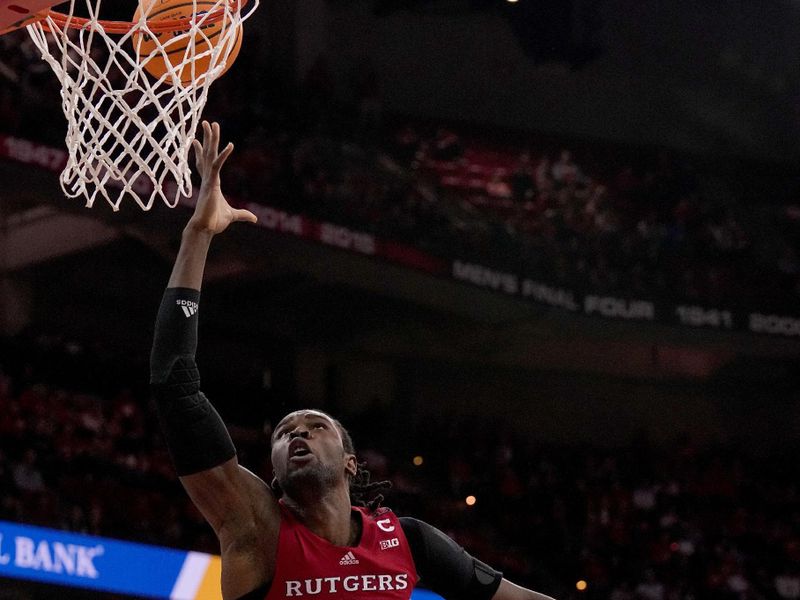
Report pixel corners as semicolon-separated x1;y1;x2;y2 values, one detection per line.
176;299;198;318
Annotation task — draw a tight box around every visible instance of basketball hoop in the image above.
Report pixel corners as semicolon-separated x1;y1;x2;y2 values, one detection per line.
23;0;257;211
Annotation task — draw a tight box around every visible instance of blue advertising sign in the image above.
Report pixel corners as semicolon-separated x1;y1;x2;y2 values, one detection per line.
0;520;189;598
0;521;444;599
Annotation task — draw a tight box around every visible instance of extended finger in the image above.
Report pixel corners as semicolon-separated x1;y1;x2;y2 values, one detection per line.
191;139;203;169
211;122;221;153
213;142;234;171
201;121;212;153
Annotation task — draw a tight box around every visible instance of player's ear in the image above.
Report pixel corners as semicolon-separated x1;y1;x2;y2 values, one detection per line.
345;454;357;477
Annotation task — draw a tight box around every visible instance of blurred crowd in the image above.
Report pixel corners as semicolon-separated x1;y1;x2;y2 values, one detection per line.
390;131;800;310
2;29;800;311
2;333;800;600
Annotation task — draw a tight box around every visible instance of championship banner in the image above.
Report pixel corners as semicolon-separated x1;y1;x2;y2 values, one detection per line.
0;521;444;600
450;259;800;337
2;134;798;338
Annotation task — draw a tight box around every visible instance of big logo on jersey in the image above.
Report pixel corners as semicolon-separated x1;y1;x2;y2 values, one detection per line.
285;574;409;596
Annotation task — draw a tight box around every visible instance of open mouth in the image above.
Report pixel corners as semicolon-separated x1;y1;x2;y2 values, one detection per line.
288;440;313;461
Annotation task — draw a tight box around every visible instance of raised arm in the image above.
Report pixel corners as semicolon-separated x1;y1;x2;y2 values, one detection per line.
150;122;279;599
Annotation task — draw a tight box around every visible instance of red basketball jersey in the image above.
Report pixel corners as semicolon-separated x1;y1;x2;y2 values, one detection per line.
265;503;419;599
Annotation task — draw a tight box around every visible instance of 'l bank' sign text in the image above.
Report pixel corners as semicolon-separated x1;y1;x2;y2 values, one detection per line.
0;533;103;578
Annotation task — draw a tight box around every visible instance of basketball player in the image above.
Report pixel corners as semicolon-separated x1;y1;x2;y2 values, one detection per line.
150;121;558;600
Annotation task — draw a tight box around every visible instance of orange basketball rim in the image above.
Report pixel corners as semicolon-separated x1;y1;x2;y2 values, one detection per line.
0;0;249;36
0;0;54;34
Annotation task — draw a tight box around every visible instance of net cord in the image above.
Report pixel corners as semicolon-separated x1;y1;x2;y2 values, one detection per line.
25;0;254;210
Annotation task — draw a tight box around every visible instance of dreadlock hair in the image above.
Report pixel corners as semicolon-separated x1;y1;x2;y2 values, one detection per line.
336;417;392;513
270;412;392;514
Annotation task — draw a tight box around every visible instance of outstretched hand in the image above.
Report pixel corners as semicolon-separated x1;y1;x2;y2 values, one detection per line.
187;120;257;235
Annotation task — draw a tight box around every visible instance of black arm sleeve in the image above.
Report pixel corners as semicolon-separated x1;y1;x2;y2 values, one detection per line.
400;517;503;600
150;287;236;476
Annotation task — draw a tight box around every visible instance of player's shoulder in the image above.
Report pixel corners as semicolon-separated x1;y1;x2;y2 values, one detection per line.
359;505;409;532
373;505;394;517
355;506;427;532
356;505;397;525
355;504;395;518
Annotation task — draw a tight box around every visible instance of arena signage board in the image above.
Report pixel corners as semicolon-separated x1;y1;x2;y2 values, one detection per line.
0;520;210;598
450;260;800;337
0;521;444;599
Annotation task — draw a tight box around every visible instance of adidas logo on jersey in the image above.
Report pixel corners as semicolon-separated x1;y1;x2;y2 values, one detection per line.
175;299;198;318
338;551;359;566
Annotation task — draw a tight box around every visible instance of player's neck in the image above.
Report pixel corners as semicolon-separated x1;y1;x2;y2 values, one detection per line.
284;486;358;546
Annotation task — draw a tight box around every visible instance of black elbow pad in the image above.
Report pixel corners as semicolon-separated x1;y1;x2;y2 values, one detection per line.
152;356;236;476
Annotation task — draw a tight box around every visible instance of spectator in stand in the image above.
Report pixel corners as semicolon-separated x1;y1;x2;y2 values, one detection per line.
300;55;336;124
431;127;464;162
486;170;513;200
12;449;45;493
393;125;423;166
634;569;665;600
0;448;14;497
776;567;800;600
353;60;383;138
511;152;536;204
609;582;634;600
534;156;554;193
551;150;582;186
0;85;20;134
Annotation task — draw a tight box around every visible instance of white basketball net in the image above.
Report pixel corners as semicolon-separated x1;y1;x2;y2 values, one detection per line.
25;0;255;210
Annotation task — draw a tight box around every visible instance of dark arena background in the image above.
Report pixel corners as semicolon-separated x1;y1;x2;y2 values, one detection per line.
2;0;800;598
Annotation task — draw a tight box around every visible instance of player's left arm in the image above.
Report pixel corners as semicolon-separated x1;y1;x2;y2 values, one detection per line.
400;517;557;600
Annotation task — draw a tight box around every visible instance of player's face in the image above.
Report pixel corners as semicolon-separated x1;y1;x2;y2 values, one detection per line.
271;410;356;494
